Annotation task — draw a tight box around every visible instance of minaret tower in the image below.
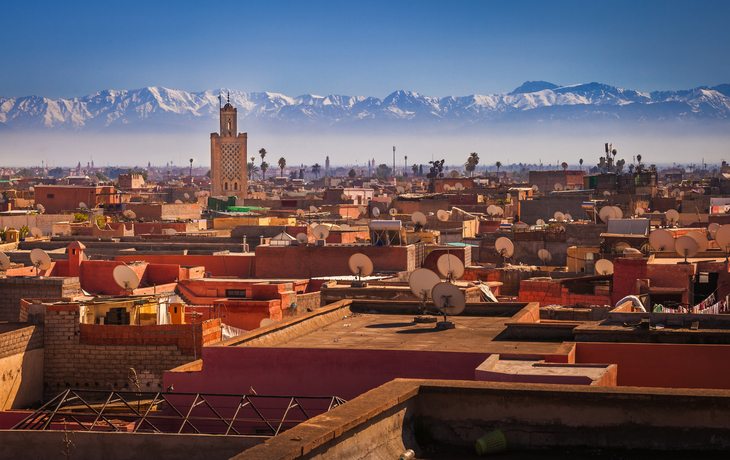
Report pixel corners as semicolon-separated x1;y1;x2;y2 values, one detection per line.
210;92;248;198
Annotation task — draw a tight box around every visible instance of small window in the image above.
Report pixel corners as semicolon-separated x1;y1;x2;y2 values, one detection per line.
234;182;238;190
226;289;247;298
47;194;54;198
224;182;228;190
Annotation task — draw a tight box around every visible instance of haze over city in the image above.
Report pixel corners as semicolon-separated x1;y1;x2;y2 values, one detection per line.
1;0;729;167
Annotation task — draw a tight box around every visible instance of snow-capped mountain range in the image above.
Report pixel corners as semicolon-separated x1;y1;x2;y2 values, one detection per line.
1;81;729;132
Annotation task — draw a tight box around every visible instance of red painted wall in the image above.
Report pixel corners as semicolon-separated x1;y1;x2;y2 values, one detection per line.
115;254;256;278
575;342;730;389
165;348;490;400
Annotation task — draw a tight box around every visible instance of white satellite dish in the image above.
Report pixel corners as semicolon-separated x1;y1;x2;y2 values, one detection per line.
310;205;318;213
450;170;459;179
599;206;616;223
358;205;366;214
0;252;11;270
78;202;87;210
443;184;452;191
454;182;464;190
532;185;539;192
437;210;450;222
372;207;381;217
538;248;552;264
36;204;45;214
603;191;612;197
30;227;42;238
296;209;306;217
389;208;397;216
29;186;35;192
495;237;514;258
396;186;405;193
184;193;190;199
113;265;140;291
675;236;699;261
554;211;565;222
595;259;614;275
123;210;137;219
666;209;680;224
684;231;708;253
432;282;466;316
487;205;498;216
564;213;572;221
175;199;183;204
714;225;730;253
341;193;349;200
708;223;721;239
348;253;374;279
437;254;464;280
554;183;563;191
412;212;427;226
408;268;442;300
312;225;330;239
30;248;52;275
635;207;645;216
612;206;623;219
296;233;308;244
536;219;545;226
648;229;675;252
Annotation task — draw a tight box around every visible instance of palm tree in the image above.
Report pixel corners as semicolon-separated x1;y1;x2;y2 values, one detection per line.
261;162;269;180
278;157;287;177
259;148;267;164
412;164;419;176
496;161;502;174
312;163;322;179
247;161;259;180
469;152;480;176
465;157;476;176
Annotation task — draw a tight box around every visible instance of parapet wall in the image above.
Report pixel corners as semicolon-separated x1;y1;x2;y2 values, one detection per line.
0;277;82;323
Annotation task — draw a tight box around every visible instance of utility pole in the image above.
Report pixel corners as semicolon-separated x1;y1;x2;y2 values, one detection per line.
393;146;396;175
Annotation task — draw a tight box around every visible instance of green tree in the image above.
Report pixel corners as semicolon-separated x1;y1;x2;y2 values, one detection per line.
348;168;356;178
260;162;269;180
17;168;32;178
205;170;211;178
247;161;259;180
278;157;287;177
48;167;65;179
496;161;502;173
312;163;321;179
376;164;392;178
259;148;267;164
412;164;419;176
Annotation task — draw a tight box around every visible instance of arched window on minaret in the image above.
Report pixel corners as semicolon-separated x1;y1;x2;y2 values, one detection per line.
227;119;231;130
224;182;228;191
234;182;238;190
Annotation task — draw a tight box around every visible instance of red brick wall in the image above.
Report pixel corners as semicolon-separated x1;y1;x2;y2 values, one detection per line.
519;279;612;307
611;258;648;306
115;254;256;278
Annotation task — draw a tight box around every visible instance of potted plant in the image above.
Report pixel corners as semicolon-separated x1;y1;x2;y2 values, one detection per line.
0;227;6;242
19;225;29;241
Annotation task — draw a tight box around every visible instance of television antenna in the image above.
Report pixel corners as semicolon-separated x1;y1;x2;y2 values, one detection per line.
431;282;466;330
0;252;11;270
30;248;52;277
648;229;675;252
113;264;140;293
674;235;699;264
348;253;374;287
437;254;464;281
595;259;614;275
437;209;450;222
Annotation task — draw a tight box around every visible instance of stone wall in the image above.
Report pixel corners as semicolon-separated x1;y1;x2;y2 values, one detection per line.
0;277;82;323
43;304;221;400
0;325;44;409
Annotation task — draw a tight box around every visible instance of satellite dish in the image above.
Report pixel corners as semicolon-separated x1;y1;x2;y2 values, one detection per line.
675;236;699;261
30;248;52;275
564;213;572;221
708;222;721;239
685;231;709;252
437;254;464;280
348;253;374;279
698;188;705;195
532;185;539;192
450;170;459;178
312;225;330;239
30;227;42;238
715;225;730;253
310;206;318;213
341;194;349;200
599;206;616;223
536;219;545;226
0;252;11;270
487;205;497;216
635;207;645;216
296;209;305;217
78;202;87;210
389;208;397;216
538;249;552;264
649;229;675;252
175;200;183;204
612;206;624;219
113;265;140;291
372;207;381;217
412;212;427;226
358;205;366;214
495;237;514;257
396;186;405;193
408;268;442;300
431;282;466;316
184;193;190;199
36;203;45;214
454;182;464;190
554;211;565;222
296;233;308;244
443;184;452;191
123;210;137;219
29;186;35;192
437;210;450;222
680;191;685;197
666;209;680;224
595;259;614;275
554;183;563;191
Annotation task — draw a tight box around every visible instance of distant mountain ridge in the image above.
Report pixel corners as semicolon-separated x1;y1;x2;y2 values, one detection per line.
1;81;729;132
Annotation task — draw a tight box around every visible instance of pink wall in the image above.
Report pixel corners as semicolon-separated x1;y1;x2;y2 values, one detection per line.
164;347;490;400
575;342;730;389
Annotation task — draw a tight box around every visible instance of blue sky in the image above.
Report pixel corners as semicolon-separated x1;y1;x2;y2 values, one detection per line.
2;0;729;99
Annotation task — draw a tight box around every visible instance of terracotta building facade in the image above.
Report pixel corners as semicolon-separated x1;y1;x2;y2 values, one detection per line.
210;94;247;199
